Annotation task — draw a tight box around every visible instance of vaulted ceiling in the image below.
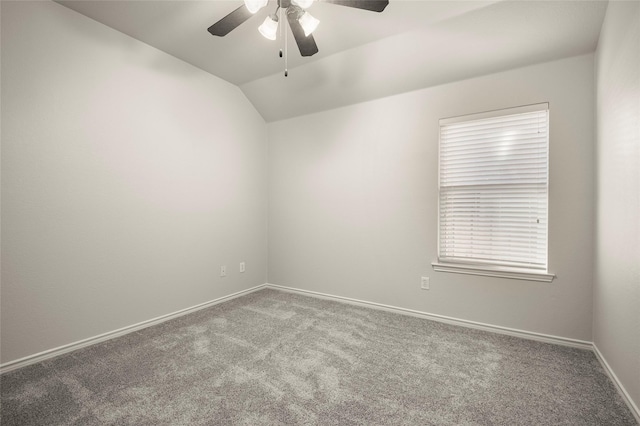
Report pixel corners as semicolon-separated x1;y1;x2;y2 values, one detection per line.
57;0;608;122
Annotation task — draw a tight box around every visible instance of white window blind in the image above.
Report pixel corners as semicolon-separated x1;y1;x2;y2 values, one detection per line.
438;103;549;272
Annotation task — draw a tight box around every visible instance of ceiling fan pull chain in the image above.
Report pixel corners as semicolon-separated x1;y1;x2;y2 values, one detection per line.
284;7;289;77
279;6;283;58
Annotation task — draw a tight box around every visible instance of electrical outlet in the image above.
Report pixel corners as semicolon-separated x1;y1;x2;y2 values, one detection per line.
220;265;227;277
421;276;430;290
240;262;246;273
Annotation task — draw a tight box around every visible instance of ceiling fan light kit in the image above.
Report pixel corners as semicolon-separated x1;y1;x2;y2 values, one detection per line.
291;0;314;9
258;14;279;40
244;0;269;14
297;10;320;37
207;0;389;75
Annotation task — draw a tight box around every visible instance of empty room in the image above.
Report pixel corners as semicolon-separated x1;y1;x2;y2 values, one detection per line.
1;0;638;424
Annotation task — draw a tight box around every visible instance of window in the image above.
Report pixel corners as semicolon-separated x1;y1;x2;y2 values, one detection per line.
432;103;554;282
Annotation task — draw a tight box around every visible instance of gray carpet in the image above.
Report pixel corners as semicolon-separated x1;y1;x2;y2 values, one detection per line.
0;288;636;425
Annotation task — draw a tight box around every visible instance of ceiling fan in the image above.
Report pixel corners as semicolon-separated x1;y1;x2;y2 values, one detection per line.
207;0;389;58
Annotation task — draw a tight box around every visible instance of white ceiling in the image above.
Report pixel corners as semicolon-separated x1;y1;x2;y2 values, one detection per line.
57;0;607;122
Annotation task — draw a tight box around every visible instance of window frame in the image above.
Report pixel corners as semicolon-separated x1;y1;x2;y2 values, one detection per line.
432;103;555;283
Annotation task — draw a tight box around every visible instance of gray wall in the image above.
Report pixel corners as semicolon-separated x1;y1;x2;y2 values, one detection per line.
268;54;595;341
594;0;640;412
1;1;268;364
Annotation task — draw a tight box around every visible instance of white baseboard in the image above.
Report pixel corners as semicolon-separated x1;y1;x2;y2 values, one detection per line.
0;284;268;375
593;344;640;424
265;283;592;350
3;282;638;424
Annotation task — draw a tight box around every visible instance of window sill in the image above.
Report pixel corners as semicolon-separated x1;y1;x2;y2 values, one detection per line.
431;262;555;283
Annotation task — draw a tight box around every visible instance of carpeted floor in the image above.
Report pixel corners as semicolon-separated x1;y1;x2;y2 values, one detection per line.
0;288;636;425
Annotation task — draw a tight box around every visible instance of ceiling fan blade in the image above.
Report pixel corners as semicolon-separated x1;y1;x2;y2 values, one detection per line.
207;5;253;37
323;0;389;12
286;11;319;57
